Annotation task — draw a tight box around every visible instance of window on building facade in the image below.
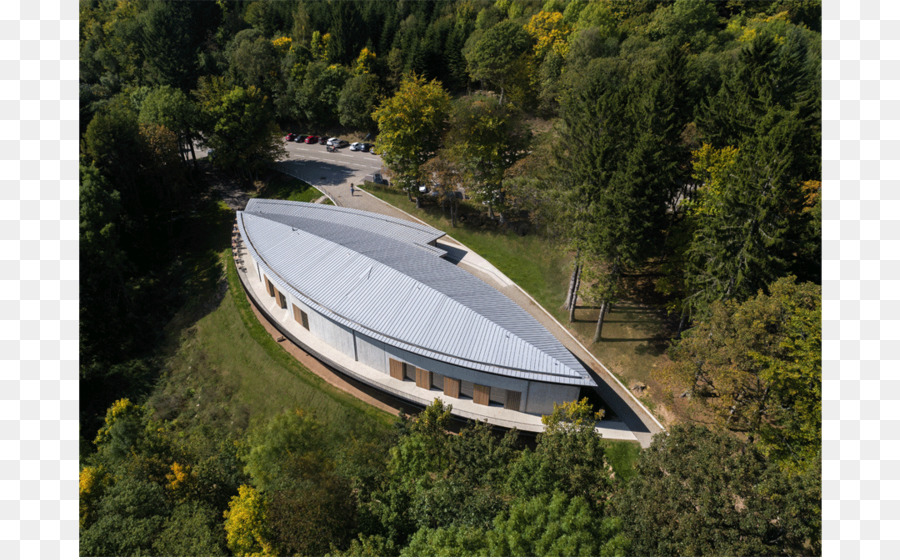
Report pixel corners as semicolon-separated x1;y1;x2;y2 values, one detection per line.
505;390;522;411
292;304;309;330
415;367;432;389
389;358;404;380
473;383;491;406
443;377;460;398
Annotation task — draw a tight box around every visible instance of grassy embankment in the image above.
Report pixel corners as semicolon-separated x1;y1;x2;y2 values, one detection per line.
149;197;393;447
153;189;639;475
254;170;333;204
363;185;674;425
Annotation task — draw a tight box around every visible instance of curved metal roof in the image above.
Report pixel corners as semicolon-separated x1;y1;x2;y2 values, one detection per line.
237;199;594;386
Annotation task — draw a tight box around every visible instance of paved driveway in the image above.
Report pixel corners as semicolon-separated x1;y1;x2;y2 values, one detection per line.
272;139;665;447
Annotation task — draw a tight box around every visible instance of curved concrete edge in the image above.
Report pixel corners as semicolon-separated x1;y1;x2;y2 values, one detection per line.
347;187;666;436
271;163;663;445
234;254;636;442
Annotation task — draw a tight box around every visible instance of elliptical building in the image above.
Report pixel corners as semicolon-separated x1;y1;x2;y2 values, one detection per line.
235;199;597;422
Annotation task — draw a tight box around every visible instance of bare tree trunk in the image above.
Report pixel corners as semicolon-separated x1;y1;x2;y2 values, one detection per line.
593;300;609;342
565;264;577;311
450;199;458;227
567;265;582;323
178;140;188;163
676;305;688;336
188;138;197;166
565;250;581;311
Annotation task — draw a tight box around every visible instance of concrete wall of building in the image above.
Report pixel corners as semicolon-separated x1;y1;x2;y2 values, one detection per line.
524;382;579;414
290;299;355;358
383;345;530;396
261;268;584;416
356;332;387;374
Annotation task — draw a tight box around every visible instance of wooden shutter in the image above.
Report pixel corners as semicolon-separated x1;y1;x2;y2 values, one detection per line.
264;276;275;297
443;377;460;398
276;290;287;309
415;368;432;389
389;358;404;380
505;390;521;411
473;384;491;406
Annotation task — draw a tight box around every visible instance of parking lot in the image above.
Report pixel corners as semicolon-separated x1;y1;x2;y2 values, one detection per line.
281;138;384;175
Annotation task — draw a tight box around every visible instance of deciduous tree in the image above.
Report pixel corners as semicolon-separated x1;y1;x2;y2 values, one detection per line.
507;398;612;506
338;73;380;131
223;484;276;557
445;94;530;220
196;82;286;180
464;20;534;105
662;276;821;470
614;424;819;556
372;74;450;204
488;492;628;556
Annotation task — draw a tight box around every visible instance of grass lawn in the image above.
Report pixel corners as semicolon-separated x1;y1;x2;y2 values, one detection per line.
364;185;676;424
255;170;330;203
602;439;642;482
150;252;395;443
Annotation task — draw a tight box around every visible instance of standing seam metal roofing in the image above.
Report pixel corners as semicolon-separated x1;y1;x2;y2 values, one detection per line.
238;199;594;386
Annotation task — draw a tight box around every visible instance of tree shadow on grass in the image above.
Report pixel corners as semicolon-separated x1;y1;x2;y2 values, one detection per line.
274;160;358;188
633;340;669;357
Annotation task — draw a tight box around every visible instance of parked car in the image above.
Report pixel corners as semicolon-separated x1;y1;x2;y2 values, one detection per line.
326;137;340;146
318;136;328;145
284;133;297;141
361;143;373;152
305;135;319;144
336;139;349;148
349;142;363;151
364;172;389;185
293;135;307;142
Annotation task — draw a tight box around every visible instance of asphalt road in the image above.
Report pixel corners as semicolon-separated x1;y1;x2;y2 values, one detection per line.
278;140;384;194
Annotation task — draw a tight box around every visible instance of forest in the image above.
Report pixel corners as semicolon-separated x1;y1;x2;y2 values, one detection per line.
79;0;822;556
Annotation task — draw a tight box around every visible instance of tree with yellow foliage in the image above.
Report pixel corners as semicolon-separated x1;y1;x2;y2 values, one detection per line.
524;11;571;60
223;484;277;557
372;74;451;205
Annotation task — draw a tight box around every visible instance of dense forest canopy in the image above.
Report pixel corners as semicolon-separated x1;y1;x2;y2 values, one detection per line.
80;0;821;556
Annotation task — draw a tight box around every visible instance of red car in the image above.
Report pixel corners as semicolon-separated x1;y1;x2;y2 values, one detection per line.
305;135;319;144
284;133;297;141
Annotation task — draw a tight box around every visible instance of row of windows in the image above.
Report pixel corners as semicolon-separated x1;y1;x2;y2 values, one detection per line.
389;358;522;412
264;275;309;331
262;273;522;413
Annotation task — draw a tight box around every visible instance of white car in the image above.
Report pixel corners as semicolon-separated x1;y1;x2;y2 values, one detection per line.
326;137;340;146
349;142;363;151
